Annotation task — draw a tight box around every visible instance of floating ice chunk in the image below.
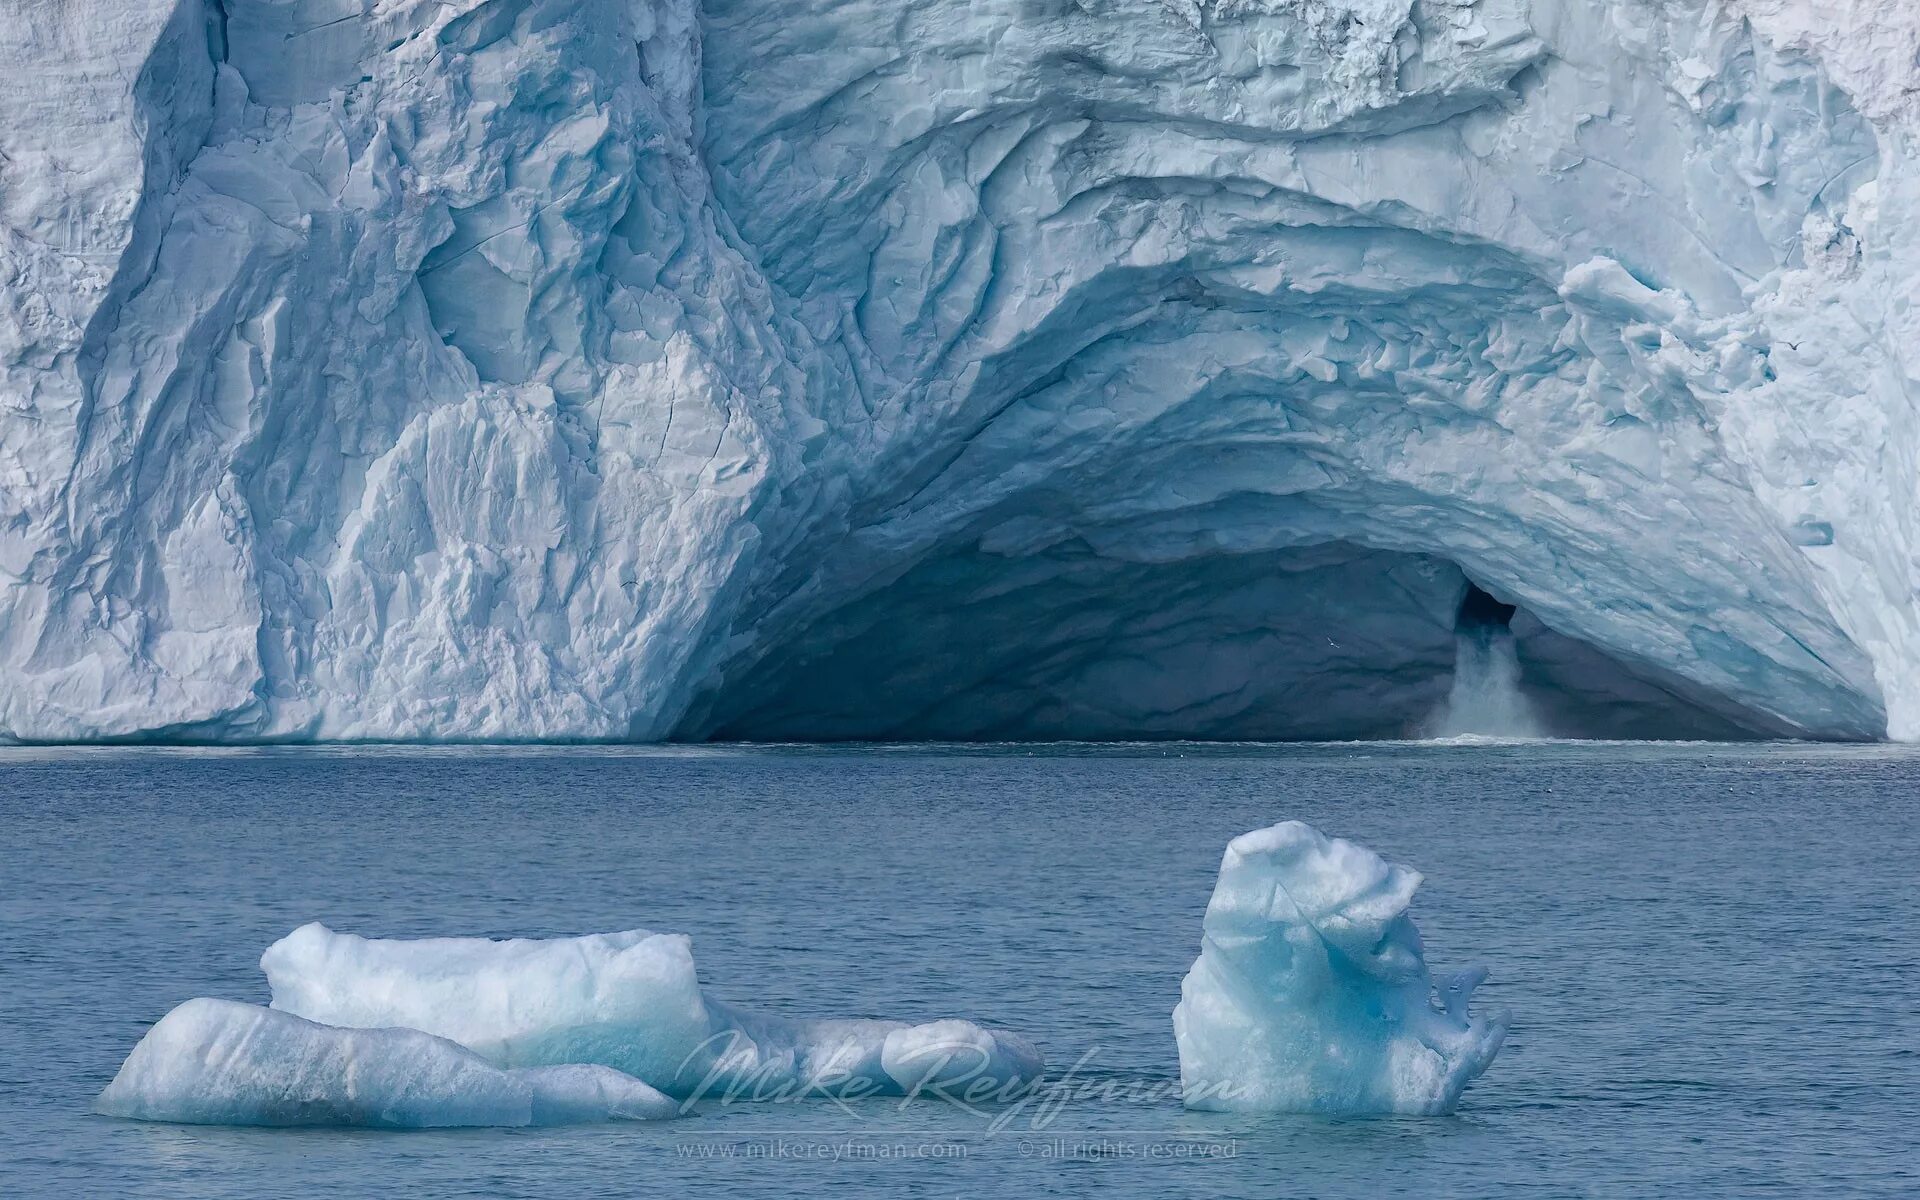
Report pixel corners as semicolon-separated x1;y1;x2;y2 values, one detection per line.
95;998;678;1127
1173;822;1506;1114
263;923;1043;1100
881;1019;1039;1100
263;925;713;1092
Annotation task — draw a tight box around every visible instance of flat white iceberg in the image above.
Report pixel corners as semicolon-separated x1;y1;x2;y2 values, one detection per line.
95;998;678;1127
263;923;1044;1101
1174;822;1506;1115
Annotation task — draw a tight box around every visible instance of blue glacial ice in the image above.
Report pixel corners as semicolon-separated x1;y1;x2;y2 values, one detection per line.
94;998;678;1127
263;922;1045;1100
4;1;1920;742
1174;822;1506;1114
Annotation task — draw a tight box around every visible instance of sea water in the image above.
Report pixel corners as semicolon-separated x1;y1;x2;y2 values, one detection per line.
2;741;1916;1197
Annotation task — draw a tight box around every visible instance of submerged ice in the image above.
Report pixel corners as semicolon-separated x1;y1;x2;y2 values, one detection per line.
1175;822;1506;1114
95;998;678;1127
263;922;1045;1099
5;1;1920;741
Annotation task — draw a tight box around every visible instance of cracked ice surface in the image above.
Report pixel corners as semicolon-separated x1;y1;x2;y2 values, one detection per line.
2;0;1919;740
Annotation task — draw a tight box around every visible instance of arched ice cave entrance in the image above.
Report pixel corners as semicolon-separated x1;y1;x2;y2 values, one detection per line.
679;540;1781;742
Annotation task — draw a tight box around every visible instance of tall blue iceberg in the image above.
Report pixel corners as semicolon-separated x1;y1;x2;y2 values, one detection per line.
1175;821;1506;1114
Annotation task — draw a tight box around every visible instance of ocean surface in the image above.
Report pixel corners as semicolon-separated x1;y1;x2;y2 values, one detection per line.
2;741;1916;1197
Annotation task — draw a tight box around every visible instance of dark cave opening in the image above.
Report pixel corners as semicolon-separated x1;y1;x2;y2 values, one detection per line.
1455;584;1517;632
682;542;1784;743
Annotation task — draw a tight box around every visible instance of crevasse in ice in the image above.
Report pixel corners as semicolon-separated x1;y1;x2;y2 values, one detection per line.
1174;821;1506;1114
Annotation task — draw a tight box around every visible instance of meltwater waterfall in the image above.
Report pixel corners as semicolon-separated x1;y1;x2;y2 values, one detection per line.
1431;628;1546;739
1428;589;1546;739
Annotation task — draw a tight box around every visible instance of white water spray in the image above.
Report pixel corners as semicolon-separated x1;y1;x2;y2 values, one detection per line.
1428;623;1546;739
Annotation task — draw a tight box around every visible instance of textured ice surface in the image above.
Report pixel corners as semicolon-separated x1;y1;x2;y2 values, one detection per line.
95;997;678;1127
4;2;1920;740
1174;822;1506;1114
264;923;1045;1099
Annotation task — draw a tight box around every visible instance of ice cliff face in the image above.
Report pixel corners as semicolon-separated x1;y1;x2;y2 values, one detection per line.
3;0;1918;741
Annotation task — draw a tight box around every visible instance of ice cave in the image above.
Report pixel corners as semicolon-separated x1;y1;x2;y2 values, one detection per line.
2;1;1915;743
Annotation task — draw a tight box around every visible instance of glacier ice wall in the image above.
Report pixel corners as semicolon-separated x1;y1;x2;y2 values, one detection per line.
3;0;1919;740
